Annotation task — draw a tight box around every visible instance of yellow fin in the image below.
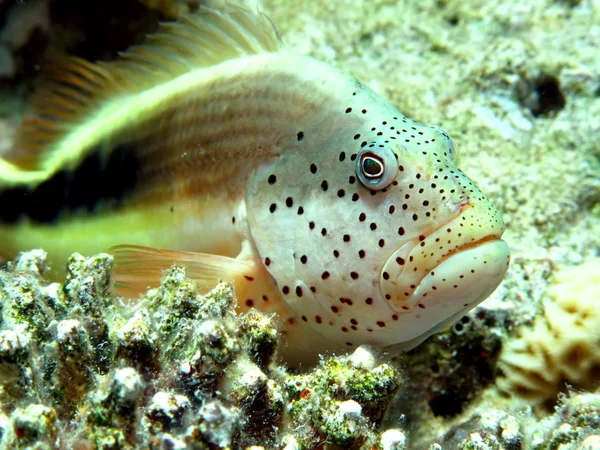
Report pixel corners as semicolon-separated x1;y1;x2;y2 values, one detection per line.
110;245;254;297
6;4;281;172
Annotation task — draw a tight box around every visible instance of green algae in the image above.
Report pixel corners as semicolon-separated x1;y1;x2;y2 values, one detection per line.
285;348;401;448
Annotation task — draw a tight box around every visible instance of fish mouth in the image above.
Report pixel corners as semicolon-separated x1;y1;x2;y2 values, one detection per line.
380;202;509;314
434;234;501;266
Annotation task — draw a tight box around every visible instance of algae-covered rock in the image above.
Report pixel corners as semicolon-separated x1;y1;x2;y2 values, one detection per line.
0;250;406;449
3;404;58;450
285;345;401;448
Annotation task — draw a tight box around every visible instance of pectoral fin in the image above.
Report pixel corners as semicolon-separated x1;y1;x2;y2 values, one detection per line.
110;244;255;297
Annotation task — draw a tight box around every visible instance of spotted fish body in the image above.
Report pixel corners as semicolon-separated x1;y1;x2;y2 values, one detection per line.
0;6;510;364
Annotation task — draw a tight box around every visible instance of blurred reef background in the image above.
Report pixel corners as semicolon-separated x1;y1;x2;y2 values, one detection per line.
0;0;599;448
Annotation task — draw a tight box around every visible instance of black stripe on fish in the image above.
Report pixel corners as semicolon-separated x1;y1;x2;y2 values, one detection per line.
0;142;140;224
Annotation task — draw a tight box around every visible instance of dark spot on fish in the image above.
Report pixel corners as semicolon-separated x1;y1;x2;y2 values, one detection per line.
297;131;304;141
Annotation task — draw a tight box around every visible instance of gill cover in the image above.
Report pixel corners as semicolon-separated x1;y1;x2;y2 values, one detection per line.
246;152;332;332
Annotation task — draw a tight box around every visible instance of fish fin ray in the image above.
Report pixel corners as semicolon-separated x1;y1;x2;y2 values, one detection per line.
7;55;113;170
110;244;253;297
5;4;281;172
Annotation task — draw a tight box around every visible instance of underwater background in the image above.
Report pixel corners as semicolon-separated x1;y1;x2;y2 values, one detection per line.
0;0;599;448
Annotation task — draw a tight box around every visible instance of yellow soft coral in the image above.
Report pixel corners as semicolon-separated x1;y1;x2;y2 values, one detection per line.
496;258;600;407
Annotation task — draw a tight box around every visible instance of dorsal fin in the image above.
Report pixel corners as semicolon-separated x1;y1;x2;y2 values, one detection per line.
5;4;281;173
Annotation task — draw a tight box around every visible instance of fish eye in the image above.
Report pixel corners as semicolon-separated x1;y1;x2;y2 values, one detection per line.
356;142;398;190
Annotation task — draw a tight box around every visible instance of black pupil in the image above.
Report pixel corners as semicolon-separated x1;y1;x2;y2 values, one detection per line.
362;156;383;178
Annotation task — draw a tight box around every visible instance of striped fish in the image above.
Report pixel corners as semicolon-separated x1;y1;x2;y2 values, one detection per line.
0;5;510;365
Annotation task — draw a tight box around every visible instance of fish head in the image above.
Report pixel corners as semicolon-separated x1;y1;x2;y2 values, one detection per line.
246;88;510;352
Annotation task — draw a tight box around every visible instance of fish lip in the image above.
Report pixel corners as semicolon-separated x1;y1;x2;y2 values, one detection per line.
380;209;506;311
433;234;504;267
395;235;506;304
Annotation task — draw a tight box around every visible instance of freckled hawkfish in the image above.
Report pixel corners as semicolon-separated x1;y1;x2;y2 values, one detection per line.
0;5;510;365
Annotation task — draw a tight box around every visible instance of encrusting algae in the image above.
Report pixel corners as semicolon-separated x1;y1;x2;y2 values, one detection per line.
0;4;509;365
